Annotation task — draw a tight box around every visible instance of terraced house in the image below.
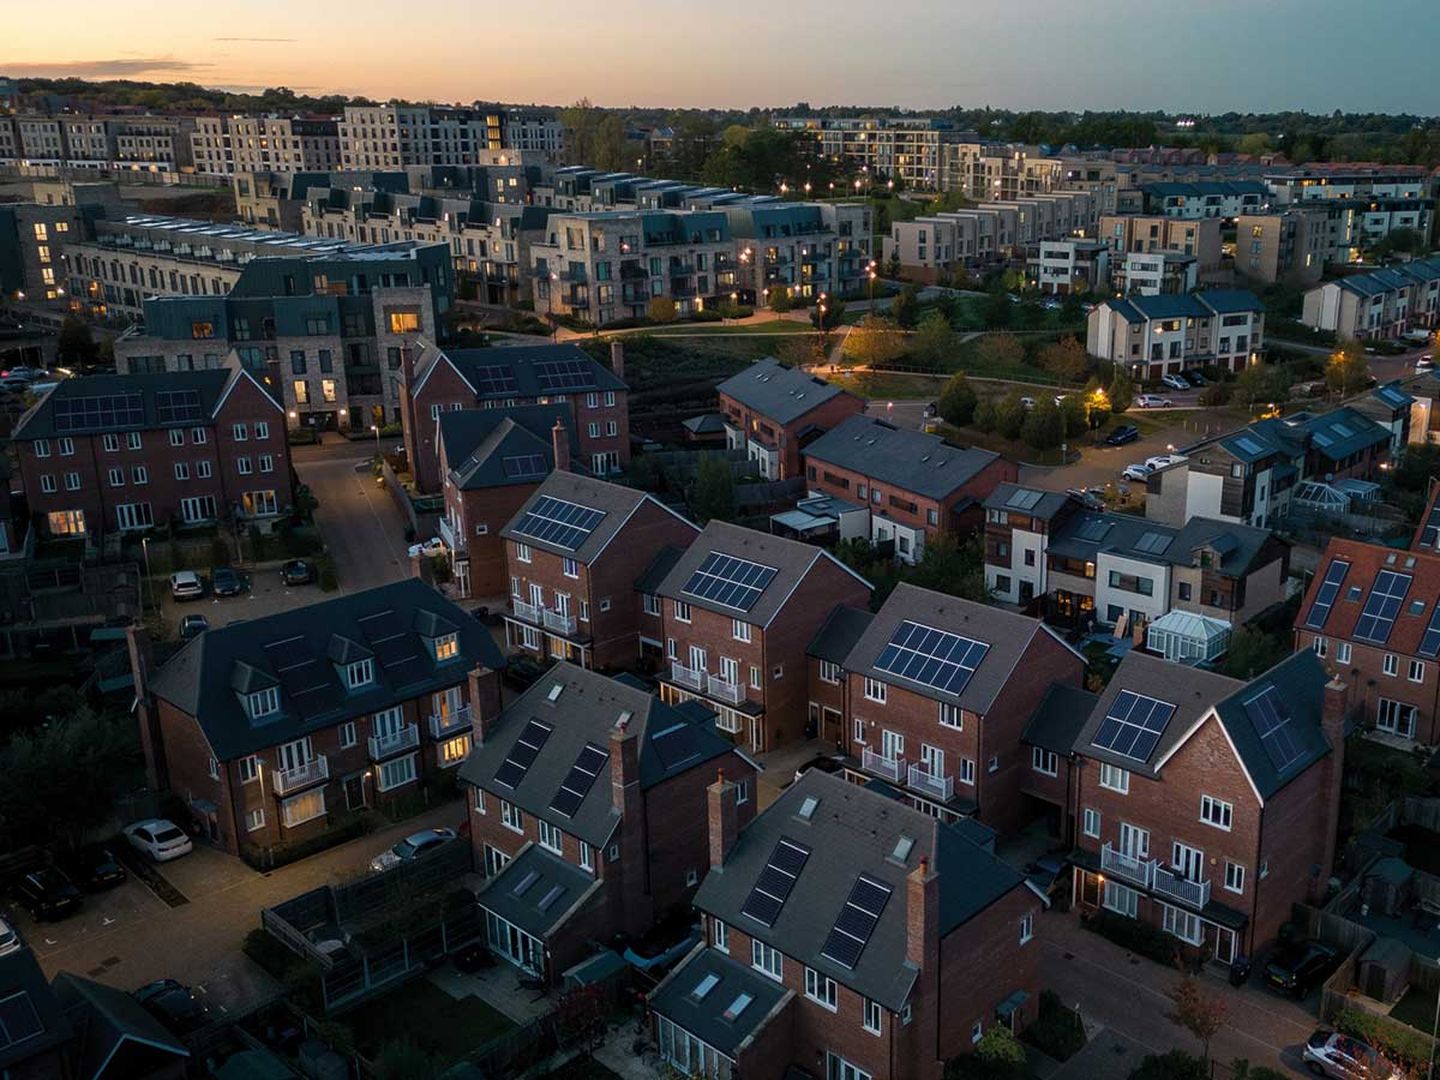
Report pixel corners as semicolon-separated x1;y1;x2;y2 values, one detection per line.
133;580;505;856
1086;289;1266;378
460;662;758;979
715;359;864;481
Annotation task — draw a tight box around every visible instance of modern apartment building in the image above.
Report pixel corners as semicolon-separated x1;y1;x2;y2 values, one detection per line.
0;113;195;172
1267;165;1435;206
1086;289;1266;378
1233;210;1330;285
729;201;874;305
1140;181;1269;219
772;116;976;189
339;105;503;169
716;359;865;480
1112;250;1198;296
1097;214;1225;282
1025;239;1110;295
1301;257;1440;340
190;115;342;176
135;579;505;856
498;111;567;155
0;193;110;307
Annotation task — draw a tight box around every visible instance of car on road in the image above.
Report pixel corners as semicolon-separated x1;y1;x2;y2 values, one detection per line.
408;537;445;558
13;868;83;921
62;846;127;892
1135;394;1173;408
281;559;315;586
1417;355;1434;372
1121;463;1153;483
369;827;458;873
1018;396;1036;409
1053;394;1069;406
123;819;194;863
1302;1029;1401;1079
1264;940;1339;998
0;916;20;957
179;614;209;641
210;566;245;597
793;753;846;783
1104;425;1139;446
1161;373;1190;391
1145;454;1184;471
134;979;209;1034
169;571;205;601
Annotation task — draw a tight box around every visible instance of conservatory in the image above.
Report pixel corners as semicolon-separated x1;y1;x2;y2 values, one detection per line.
1145;609;1232;664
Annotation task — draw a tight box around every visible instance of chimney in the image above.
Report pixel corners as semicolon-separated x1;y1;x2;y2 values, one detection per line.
609;713;641;819
552;419;571;473
906;854;940;969
707;770;739;871
610;340;625;382
126;625;165;790
467;663;501;745
1318;675;1349;890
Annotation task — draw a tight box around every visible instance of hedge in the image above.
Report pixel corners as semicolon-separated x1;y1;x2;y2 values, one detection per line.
1335;1008;1435;1072
1023;989;1086;1061
1082;909;1183;968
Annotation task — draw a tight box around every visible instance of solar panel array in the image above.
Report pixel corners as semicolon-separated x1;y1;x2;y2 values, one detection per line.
0;991;45;1051
534;359;597;392
1077;519;1113;542
1419;503;1440;550
1244;685;1304;772
1353;570;1412;644
1233;435;1267;456
873;620;990;697
502;454;547;480
264;636;340;721
820;874;893;970
1005;488;1043;511
1303;559;1350;630
357;609;426;686
1419;605;1440;660
1133;531;1174;556
155;388;203;424
1091;690;1176;762
52;392;144;433
740;837;810;927
681;553;778;612
549;742;609;817
511;495;607;551
472;365;519;396
495;719;553;789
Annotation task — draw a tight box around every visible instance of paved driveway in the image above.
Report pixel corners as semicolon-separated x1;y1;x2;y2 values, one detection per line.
293;436;412;593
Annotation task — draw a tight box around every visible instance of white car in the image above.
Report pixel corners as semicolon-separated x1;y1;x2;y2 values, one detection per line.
1121;463;1153;483
1135;394;1173;408
407;537;445;559
369;827;458;873
1161;373;1190;391
0;916;20;957
1302;1029;1401;1079
124;819;194;862
169;571;204;601
1019;396;1036;409
1145;454;1184;471
1416;355;1434;372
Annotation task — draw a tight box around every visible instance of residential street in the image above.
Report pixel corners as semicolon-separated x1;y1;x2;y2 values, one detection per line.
293;434;413;593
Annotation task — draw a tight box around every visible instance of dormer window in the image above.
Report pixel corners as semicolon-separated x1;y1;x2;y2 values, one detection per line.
346;658;375;689
247;686;280;719
434;633;458;661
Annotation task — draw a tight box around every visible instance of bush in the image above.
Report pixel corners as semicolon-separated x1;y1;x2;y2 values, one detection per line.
944;1025;1028;1080
1024;990;1086;1061
1199;383;1234;406
240;811;376;870
1231;1062;1290;1080
1083;909;1182;967
1128;1050;1206;1080
1335;1008;1435;1072
938;373;978;426
317;554;339;592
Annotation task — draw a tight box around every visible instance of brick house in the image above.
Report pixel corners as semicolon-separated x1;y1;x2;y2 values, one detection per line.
802;415;1018;564
501;470;699;671
715;358;865;480
1067;649;1346;962
458;661;758;979
133;579;505;857
10;363;293;546
648;769;1044;1080
806;605;875;748
1294;538;1440;744
835;582;1086;835
436;405;579;600
653;522;872;754
401;340;629;493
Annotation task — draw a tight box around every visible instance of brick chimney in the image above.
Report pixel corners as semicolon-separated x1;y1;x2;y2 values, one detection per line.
707;770;739;871
467;663;502;745
610;340;625;382
1318;675;1349;892
126;625;165;790
552;419;571;473
906;854;940;969
609;711;650;935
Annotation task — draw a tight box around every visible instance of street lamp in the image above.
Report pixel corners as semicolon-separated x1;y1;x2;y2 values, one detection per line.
372;423;381;459
547;272;559;341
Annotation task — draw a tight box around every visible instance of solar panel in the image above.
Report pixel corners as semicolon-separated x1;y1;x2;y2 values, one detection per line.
1077;519;1113;542
1419;503;1440;550
1303;559;1350;631
1244;685;1304;772
740;837;810;927
1091;689;1176;762
1419;605;1440;661
472;364;518;396
1353;570;1412;645
534;359;597;392
155;388;202;424
356;610;426;686
1234;436;1266;455
0;992;44;1050
682;552;779;612
1133;531;1173;556
1312;431;1334;449
873;620;990;697
502;454;547;480
549;742;609;817
820;874;892;970
263;638;341;720
1005;488;1043;511
494;719;553;789
51;392;144;433
511;495;607;551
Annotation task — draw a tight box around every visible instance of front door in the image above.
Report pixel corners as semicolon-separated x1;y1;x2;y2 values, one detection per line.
528;583;544;609
688;645;707;674
343;775;366;811
920;743;944;777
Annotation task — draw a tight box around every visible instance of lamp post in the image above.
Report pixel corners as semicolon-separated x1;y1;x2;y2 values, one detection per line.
817;293;828;335
867;260;877;306
371;423;381;460
141;535;155;613
548;272;559;341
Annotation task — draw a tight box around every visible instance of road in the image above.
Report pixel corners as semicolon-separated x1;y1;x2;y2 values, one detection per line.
293;434;413;593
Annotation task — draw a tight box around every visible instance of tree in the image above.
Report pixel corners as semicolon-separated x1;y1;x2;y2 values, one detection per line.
1082;379;1112;430
938;372;978;427
1023;399;1065;450
1108;367;1135;414
811;298;846;331
972;398;997;433
909;536;990;606
373;1040;440;1080
1234;360;1287;409
913;309;957;369
983;287;1013;329
1038;336;1090;383
769;288;793;314
56;316;98;366
994;392;1027;440
890;284;921;329
842;315;906;368
1236;132;1274;157
559;99;630;173
1169;973;1227;1066
689;453;735;522
977;333;1024;370
1326;342;1371;397
1015;298;1046;330
1060;292;1084;325
647;296;677;324
944;1025;1028;1080
776;332;829;369
1219;626;1290;680
1058;394;1090;438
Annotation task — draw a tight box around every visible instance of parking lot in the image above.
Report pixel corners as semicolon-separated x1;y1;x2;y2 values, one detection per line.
157;560;329;639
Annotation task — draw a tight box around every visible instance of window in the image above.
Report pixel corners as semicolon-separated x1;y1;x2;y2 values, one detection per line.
40;474;56;493
562;557;579;579
377;754;417;792
1103;880;1139;918
972;1021;984;1044
588;422;599;438
736;779;750;805
500;799;524;833
863;677;887;703
1019;913;1034;944
939;702;962;729
192;427;207;445
751;940;782;981
434;633;458;661
294;380;309;404
515;542;532;563
988;755;999;774
819;660;842;684
674;600;692;623
339;722;357;749
1162;903;1203;945
1337;641;1351;664
34;439;50;458
1099;762;1130;793
346;658;375;688
1082;807;1100;838
853;717;866;745
246;808;266;832
132;465;148;485
1409;660;1425;683
233;423;249;441
862;998;883;1035
732;619;751;643
259;454;274;473
208;757;220;780
713;919;728;953
643;594;661;616
805;968;838;1011
606;421;618;437
1224;860;1245;895
107;468;124;487
52;437;71;456
388;311;421;333
64;472;80;491
169;429;184;447
238;755;259;783
322;379;337;403
538;819;563;855
174;462;190;480
281;789;326;827
959;758;975;785
1200;795;1233;831
1383;653;1398;677
578;840;594;872
474;787;486;815
255;422;269;440
102;434;119;452
127;432;141;450
1032;747;1058;776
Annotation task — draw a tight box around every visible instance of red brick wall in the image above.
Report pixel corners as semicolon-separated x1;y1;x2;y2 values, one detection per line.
154;697;232;850
449;482;538;599
718;390;864;479
1253;759;1334;951
585;501;698;670
1295;629;1440;744
936;885;1042;1061
407;360;474;493
573;389;631;470
806;657;849;749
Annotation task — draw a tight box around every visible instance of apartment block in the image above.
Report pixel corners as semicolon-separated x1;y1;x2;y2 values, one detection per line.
716;358;865;480
339;105;502;169
773;116;977;189
499;111;567;155
0;196;108;307
651;769;1043;1080
1098;214;1225;281
1302;257;1440;340
1140;181;1269;219
191;115;342;176
500;470;699;670
941;143;1068;202
1233;210;1328;285
1025;239;1110;295
729;201;874;305
1112;250;1198;296
11;365;293;544
136;579;504;856
1086;289;1266;378
461;662;757;979
1267;165;1435;206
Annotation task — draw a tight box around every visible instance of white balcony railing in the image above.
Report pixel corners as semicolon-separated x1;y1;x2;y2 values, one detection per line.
1152;865;1211;910
429;706;471;740
542;608;577;636
512;598;543;625
906;762;954;802
272;754;329;795
669;662;704;692
706;674;744;705
1100;843;1156;889
862;747;905;783
368;725;419;761
438;516;462;553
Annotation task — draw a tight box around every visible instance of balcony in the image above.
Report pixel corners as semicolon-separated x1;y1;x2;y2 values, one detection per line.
429;706;471;739
669;662;704;692
705;674;745;705
437;516;461;554
861;747;905;784
1099;842;1155;889
272;755;329;796
620;262;647;280
368;724;419;761
906;763;954;802
542;608;577;636
1152;865;1211;910
512;598;543;625
668;261;695;276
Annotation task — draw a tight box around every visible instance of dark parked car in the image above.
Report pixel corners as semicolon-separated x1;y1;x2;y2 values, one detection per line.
179;614;209;641
134;979;208;1033
13;868;83;921
1264;940;1339;998
281;559;314;586
62;847;127;892
211;567;245;597
1104;424;1140;446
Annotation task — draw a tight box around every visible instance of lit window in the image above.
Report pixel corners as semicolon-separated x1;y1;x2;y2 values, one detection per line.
434;633;458;661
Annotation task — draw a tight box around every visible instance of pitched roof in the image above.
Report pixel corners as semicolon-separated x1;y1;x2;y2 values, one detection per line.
648;947;792;1059
1412;483;1440;554
52;972;189;1079
1023;682;1098;756
1047;511;1277;578
427;343;626;400
1296;538;1440;658
438;405;577;490
147;579;504;760
0;948;71;1070
983;483;1077;522
458;662;739;849
1196;288;1266;315
499;472;689;563
807;605;876;665
692;770;1025;1012
802;415;1001;501
476;844;603;940
1289;407;1389;462
635;544;687;596
1210;650;1333;799
715;358;852;426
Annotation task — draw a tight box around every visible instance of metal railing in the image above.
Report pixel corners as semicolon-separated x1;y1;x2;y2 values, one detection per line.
906;763;954;802
511;598;543;625
1152;865;1211;910
862;747;905;784
669;662;704;692
1099;842;1155;889
542;608;577;635
706;674;744;705
368;725;419;761
272;754;329;795
429;706;471;739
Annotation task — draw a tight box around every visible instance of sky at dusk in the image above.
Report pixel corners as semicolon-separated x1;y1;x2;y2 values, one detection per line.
6;0;1440;114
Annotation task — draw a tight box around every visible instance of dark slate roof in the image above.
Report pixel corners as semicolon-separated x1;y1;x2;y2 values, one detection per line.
654;521;868;629
636;545;686;596
802;415;1001;501
1290;407;1389;462
499;472;690;563
807;606;876;665
1023;682;1098;755
434;343;626;399
1212;649;1333;799
648;947;792;1059
458;662;740;849
1103;293;1211;322
1196;288;1266;315
682;413;728;436
1047;512;1275;578
0;948;71;1071
147;579;504;760
1371;382;1414;411
983;483;1077;522
715;358;851;426
842;583;1070;714
52;972;189;1079
476;843;602;939
692;770;1026;1012
438;405;577;490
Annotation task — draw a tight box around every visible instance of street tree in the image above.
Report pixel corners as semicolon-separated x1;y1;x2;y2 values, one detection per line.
890;284;921;329
1023;398;1065;450
1108;367;1135;413
689;453;736;523
913;309;957;369
1326;342;1371;396
842;315;907;367
1169;974;1228;1066
983;287;1013;329
938;372;978;426
977;332;1025;370
994;392;1027;440
1038;336;1090;383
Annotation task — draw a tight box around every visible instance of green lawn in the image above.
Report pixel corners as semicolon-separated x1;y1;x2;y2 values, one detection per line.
342;979;513;1064
641;319;811;337
829;371;943;400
